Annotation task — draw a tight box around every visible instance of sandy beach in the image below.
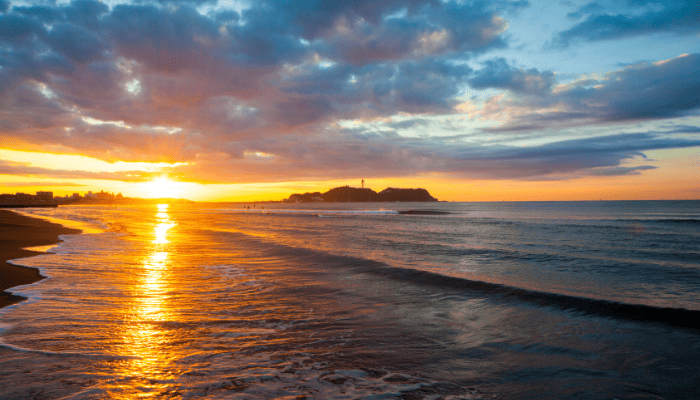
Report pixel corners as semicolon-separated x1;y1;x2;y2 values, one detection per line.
0;209;81;309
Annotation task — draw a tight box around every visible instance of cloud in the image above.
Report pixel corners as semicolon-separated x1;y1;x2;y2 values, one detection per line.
0;160;154;181
552;1;700;48
255;0;524;45
565;2;604;19
159;125;700;183
321;2;510;64
1;0;505;153
44;22;105;64
468;58;555;95
589;165;657;176
0;181;86;187
477;53;700;131
0;0;697;186
279;57;473;121
437;129;699;180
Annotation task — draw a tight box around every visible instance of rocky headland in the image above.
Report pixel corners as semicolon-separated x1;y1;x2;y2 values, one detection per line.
284;186;438;203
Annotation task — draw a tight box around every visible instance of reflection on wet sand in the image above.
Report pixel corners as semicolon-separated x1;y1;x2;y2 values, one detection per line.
115;204;178;398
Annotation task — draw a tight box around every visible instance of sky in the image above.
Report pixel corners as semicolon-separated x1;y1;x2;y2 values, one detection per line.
0;0;698;201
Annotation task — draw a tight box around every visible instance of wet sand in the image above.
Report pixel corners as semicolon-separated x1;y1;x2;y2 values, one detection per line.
0;210;81;309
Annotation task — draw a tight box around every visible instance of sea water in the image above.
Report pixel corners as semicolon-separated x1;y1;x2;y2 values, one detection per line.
1;201;699;399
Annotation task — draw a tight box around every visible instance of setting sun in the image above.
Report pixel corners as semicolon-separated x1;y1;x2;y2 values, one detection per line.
142;178;184;199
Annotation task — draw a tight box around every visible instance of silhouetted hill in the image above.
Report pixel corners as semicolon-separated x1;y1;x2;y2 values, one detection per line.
285;192;324;203
376;188;437;202
322;187;378;202
284;186;438;202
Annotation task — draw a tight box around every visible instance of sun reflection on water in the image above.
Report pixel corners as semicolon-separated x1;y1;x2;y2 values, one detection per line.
116;204;179;398
154;204;175;244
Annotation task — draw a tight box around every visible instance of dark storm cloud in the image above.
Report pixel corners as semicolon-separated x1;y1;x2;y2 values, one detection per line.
552;1;700;48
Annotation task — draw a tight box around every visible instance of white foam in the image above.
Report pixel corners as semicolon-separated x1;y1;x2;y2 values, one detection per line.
201;264;247;277
56;386;112;400
223;328;277;338
12;210;104;234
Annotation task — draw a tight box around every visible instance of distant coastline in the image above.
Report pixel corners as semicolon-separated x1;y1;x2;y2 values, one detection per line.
69;197;195;206
284;186;438;203
0;189;194;208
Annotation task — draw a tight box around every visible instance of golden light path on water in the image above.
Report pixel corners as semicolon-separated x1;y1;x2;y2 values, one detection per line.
115;204;178;398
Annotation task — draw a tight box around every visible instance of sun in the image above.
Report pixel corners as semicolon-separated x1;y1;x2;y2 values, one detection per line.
143;177;184;199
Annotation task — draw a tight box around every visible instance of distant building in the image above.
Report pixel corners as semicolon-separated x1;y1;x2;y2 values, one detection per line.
15;192;33;202
82;190;115;201
36;191;53;201
95;190;114;200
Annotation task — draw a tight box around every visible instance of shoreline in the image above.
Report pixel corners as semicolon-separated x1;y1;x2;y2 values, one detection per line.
0;210;81;310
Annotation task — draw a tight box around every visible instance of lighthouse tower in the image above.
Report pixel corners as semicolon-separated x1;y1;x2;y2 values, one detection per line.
361;179;364;189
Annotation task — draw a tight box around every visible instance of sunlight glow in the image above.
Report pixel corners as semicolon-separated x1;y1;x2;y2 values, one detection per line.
81;116;182;135
143;178;185;199
243;151;275;159
0;149;186;173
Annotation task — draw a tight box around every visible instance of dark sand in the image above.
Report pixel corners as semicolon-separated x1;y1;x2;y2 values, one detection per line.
0;210;81;309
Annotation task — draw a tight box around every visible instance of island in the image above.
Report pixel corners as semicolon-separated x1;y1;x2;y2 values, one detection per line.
284;186;438;203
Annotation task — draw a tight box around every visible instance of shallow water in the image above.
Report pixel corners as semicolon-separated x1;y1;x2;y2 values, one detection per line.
2;201;699;399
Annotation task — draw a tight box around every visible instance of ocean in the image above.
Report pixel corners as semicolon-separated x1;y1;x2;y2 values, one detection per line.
1;201;699;399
